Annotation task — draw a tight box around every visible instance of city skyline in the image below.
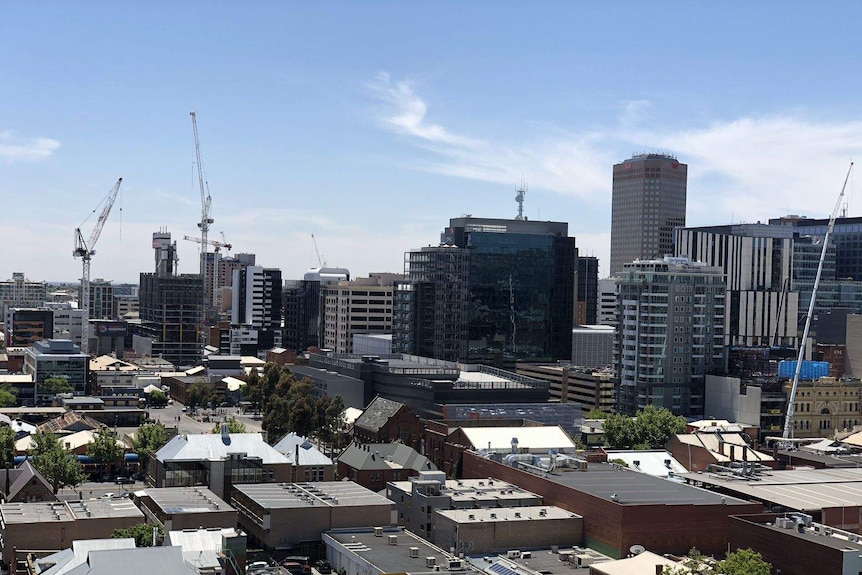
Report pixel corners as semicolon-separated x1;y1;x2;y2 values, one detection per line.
3;3;862;283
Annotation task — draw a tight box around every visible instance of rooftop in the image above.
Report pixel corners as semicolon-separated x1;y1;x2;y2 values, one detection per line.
140;486;232;514
734;515;862;552
681;467;862;512
339;442;433;472
543;462;752;506
459;426;577;453
234;481;393;510
325;527;451;575
155;433;290;465
437;505;578;523
273;433;334;466
0;498;143;524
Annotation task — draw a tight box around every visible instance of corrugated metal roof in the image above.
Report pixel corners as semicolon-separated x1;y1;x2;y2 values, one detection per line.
155;433;291;464
337;442;435;472
65;546;198;575
273;433;333;466
38;539;136;575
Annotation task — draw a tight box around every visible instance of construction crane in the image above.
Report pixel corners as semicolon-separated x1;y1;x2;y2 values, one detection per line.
190;111;214;313
73;178;123;355
220;232;231;255
782;162;854;445
182;235;232;253
311;234;326;267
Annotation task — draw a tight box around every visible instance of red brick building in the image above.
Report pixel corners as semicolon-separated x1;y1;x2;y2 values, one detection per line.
462;451;761;559
337;442;435;492
352;396;422;452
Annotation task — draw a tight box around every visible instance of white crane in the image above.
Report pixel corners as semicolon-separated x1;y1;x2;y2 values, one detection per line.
220;232;231;255
782;162;854;444
73;178;123;355
182;235;232;254
190;111;214;312
311;234;326;267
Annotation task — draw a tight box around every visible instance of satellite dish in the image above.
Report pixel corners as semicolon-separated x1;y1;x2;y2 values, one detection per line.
629;545;645;556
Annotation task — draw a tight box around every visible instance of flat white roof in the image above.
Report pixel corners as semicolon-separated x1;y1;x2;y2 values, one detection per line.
460;426;577;452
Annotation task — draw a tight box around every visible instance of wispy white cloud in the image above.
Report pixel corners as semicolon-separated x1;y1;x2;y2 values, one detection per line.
368;72;862;226
0;130;61;163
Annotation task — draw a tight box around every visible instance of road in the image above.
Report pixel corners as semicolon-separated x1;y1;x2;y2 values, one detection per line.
58;480;147;501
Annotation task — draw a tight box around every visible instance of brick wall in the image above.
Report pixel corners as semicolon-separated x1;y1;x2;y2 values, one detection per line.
463;451;761;559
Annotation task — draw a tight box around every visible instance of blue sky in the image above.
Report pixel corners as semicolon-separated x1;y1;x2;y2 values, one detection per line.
3;2;862;283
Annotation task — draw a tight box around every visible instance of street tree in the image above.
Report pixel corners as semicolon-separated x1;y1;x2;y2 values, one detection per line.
719;548;772;575
603;405;685;449
30;432;87;494
185;382;210;411
87;428;125;476
131;422;168;470
113;522;163;547
263;396;291;443
148;390;168;408
212;417;247;434
0;384;18;407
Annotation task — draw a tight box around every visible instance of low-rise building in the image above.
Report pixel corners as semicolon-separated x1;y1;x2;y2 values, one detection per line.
0;499;144;565
149;432;292;500
387;471;542;542
352;396;423;452
668;432;777;472
231;481;394;554
435;505;583;555
36;544;200;575
783;375;862;438
337;443;434;492
134;486;237;531
516;364;615;411
165;527;248;575
0;461;55;503
272;433;335;483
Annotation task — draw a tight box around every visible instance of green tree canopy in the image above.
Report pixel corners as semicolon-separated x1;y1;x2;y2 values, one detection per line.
212;417;247;434
87;428;125;474
30;432;86;494
113;522;163;547
666;547;771;575
185;382;211;410
42;377;73;396
585;408;610;419
603;405;686;449
0;426;15;468
148;389;168;407
131;422;168;469
0;384;18;408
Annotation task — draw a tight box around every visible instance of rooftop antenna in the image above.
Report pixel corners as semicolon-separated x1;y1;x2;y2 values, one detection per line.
515;179;527;220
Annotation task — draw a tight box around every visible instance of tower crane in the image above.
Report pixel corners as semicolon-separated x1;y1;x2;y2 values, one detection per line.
73;178;123;355
182;235;232;254
190;111;214;313
782;162;854;445
220;232;231;255
311;234;326;267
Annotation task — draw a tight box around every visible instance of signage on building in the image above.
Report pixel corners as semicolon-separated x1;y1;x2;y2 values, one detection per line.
95;322;127;337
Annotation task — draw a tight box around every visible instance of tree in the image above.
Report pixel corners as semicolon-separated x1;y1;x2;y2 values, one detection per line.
42;376;73;395
666;547;771;575
113;522;163;547
243;370;263;414
30;432;87;494
87;428;125;476
585;408;610;419
0;426;15;468
0;384;18;408
185;382;210;410
603;405;685;449
263;396;292;443
148;389;168;408
131;422;168;470
212;417;247;434
719;548;772;575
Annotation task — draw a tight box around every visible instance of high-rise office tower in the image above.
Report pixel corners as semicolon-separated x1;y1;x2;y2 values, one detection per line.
80;278;115;320
395;216;576;366
610;153;687;276
282;267;350;352
577;256;599;325
133;231;203;368
323;273;401;353
226;265;282;357
675;223;798;347
616;256;725;417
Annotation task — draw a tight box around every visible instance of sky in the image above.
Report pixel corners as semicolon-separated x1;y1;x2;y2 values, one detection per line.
3;2;862;283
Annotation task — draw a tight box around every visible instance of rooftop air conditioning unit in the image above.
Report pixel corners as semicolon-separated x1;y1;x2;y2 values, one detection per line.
514;512;521;518
410;547;420;558
521;552;531;559
507;550;521;559
468;514;475;520
426;557;437;568
448;560;463;571
374;527;383;537
388;535;398;546
576;555;593;567
490;513;497;519
539;509;547;517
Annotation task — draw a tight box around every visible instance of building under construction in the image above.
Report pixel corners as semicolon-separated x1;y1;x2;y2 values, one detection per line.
131;231;203;368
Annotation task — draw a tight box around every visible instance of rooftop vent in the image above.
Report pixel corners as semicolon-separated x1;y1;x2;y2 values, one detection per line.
410;547;420;558
374;527;383;537
388;535;398;546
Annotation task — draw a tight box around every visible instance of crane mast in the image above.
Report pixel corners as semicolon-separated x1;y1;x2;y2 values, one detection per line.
73;178;123;355
190;112;214;335
782;162;854;444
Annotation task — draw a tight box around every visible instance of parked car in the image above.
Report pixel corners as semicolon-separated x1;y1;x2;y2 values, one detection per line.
247;562;269;573
115;477;134;485
315;560;333;574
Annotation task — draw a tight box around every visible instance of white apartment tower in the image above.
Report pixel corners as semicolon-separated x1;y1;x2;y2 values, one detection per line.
616;256;726;417
324;273;402;353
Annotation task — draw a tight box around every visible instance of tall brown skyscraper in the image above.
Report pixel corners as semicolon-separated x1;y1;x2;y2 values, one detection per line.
610;153;687;276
